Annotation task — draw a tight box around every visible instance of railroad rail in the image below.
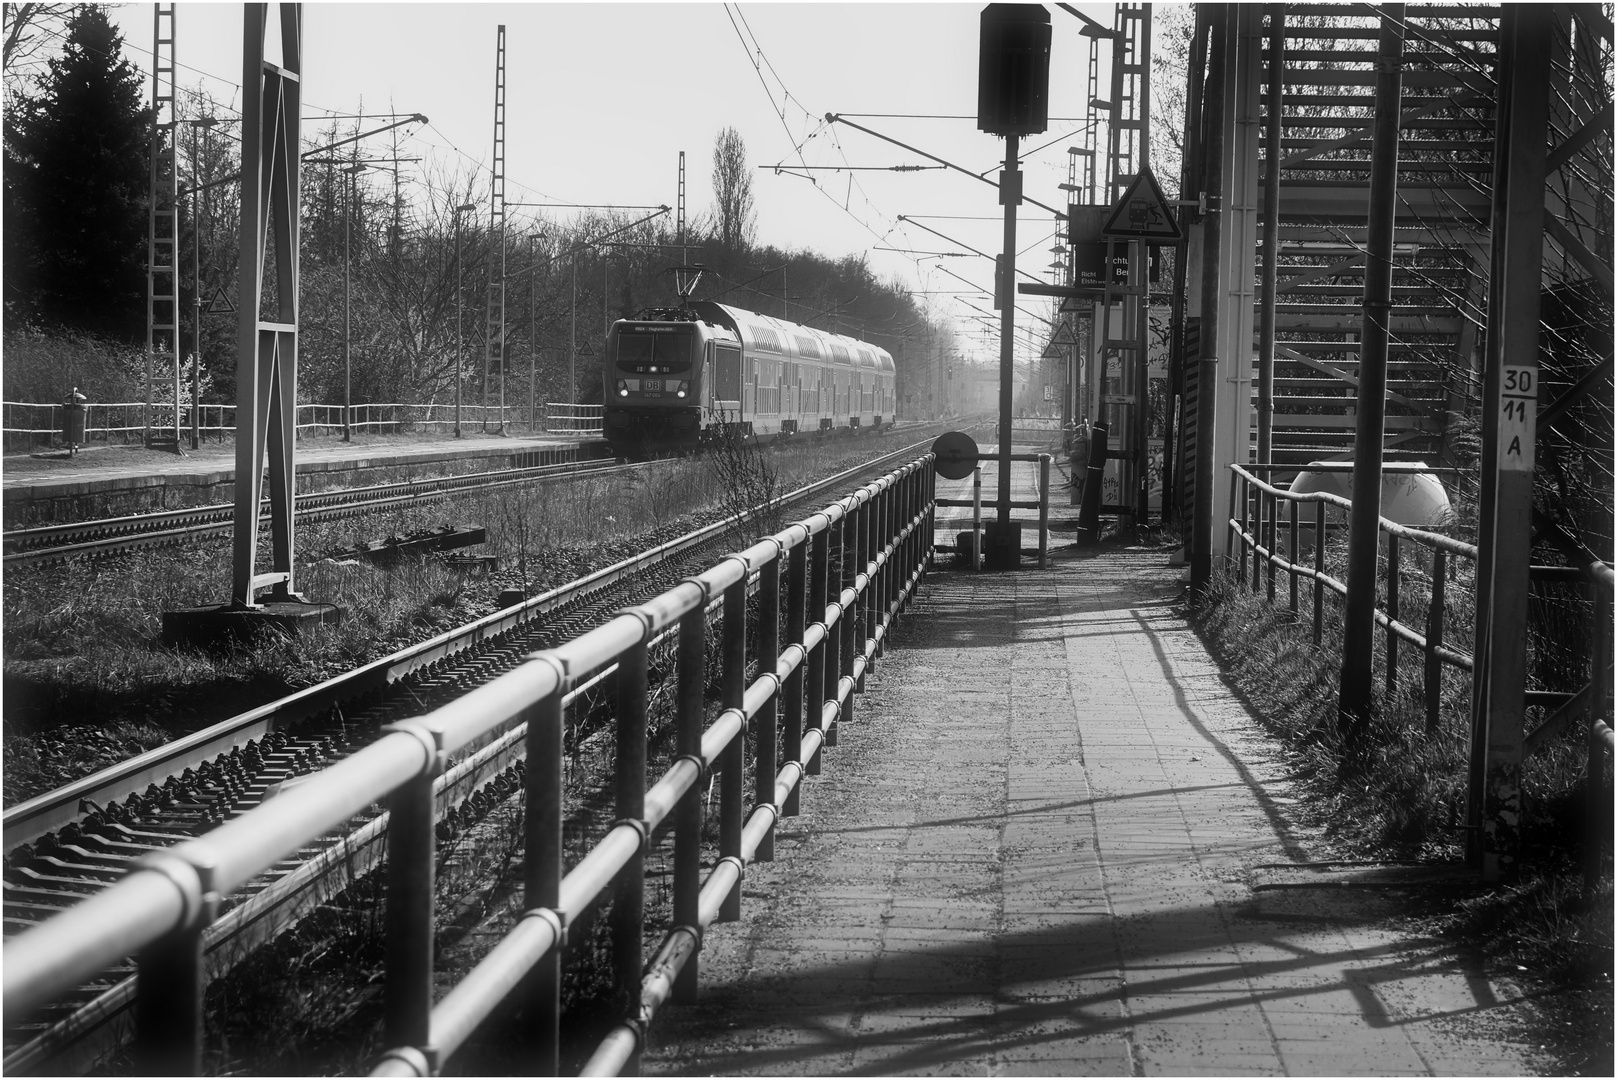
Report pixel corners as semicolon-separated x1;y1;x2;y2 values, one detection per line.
0;434;959;1074
2;456;631;565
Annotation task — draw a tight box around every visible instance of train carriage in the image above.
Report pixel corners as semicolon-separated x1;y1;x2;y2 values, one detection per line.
603;300;895;455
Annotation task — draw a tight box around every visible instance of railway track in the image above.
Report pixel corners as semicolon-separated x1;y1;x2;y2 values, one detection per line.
1;432;957;1074
1;455;632;566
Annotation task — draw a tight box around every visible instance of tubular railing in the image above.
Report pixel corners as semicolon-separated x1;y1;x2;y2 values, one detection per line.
1226;463;1477;733
544;402;605;436
3;401;607;449
1227;463;1614;885
2;455;937;1076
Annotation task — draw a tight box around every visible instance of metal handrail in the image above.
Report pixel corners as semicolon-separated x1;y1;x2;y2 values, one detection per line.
2;400;607;445
3;454;938;1077
1227;462;1614;895
1226;462;1475;734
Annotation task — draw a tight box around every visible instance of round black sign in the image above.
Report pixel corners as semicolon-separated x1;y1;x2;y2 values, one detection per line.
931;431;980;481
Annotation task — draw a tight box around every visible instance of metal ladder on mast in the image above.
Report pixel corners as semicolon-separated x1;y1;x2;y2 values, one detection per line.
484;24;507;432
145;4;181;452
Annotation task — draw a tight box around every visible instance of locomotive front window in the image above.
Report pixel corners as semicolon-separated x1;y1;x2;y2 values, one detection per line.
615;330;694;373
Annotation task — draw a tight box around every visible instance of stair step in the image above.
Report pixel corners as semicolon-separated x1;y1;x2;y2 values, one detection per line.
1262;396;1442;411
1266;414;1436;430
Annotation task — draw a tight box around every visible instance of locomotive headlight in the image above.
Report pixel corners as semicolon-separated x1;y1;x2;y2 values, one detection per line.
675;380;688;398
616;380;629;397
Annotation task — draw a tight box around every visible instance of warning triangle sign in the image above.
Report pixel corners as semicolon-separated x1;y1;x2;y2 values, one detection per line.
1100;165;1182;241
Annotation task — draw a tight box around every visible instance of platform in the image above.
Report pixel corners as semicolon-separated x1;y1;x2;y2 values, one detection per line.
1;432;597;525
640;546;1547;1076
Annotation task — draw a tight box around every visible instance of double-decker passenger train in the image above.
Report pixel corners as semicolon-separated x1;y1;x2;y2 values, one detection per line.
602;301;896;455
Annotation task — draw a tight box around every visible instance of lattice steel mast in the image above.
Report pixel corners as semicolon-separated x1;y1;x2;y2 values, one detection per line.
145;4;180;451
485;24;507;429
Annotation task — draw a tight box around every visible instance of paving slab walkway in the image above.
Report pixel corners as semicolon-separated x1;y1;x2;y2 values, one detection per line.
641;546;1547;1077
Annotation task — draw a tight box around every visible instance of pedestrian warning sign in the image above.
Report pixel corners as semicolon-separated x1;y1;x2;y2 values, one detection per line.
1100;165;1182;241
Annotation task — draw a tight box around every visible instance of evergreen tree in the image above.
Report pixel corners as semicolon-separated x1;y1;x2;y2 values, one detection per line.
3;5;151;340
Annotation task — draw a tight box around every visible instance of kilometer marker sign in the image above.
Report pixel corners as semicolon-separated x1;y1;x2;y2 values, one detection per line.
1498;365;1536;472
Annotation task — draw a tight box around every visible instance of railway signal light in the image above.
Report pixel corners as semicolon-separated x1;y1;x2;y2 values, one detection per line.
977;4;1051;137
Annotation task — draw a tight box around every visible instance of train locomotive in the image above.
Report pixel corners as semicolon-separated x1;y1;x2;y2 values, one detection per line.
602;300;896;455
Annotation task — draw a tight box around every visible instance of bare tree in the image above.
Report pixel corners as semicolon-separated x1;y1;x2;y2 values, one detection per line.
710;126;756;260
1149;4;1195;192
3;3;72;82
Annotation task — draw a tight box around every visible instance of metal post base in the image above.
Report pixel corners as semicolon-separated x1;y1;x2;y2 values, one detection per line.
983;522;1023;571
162;600;342;650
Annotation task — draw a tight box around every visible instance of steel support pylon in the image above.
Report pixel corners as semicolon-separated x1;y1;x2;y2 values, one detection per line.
231;4;303;608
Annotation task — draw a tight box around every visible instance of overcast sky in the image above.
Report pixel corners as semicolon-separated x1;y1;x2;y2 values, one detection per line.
104;1;1125;364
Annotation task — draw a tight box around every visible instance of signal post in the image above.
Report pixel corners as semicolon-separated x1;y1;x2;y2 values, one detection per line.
977;3;1051;569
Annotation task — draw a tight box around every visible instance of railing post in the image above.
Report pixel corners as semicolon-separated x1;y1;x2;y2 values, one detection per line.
784;540;807;814
135;911;206;1075
1425;549;1446;736
914;465;928;596
384;748;440;1063
972;463;983;572
824;513;843;747
854;496;871;689
1229;469;1243;573
1038;454;1050;568
806;524;829;773
1288;496;1300;615
1385;533;1400;694
756;551;780;863
927;464;938;578
902;468;919;613
878;485;891;653
673;604;705;1001
720;577;746;922
1251;479;1262;592
1266;488;1277;602
523;685;564;1074
1313;501;1326;646
875;481;892;656
1586;587;1611;895
840;502;859;723
612;638;648;1072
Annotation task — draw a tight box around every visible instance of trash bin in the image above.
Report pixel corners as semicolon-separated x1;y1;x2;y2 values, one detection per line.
62;388;86;454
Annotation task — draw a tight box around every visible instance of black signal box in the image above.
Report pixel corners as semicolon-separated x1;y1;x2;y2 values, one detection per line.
978;4;1051;137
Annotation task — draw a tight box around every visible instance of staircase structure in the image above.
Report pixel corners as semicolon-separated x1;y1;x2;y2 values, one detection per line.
1258;5;1498;469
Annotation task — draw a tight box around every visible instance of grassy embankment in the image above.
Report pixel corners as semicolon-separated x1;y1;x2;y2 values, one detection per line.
2;430;920;805
1187;508;1612;1075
